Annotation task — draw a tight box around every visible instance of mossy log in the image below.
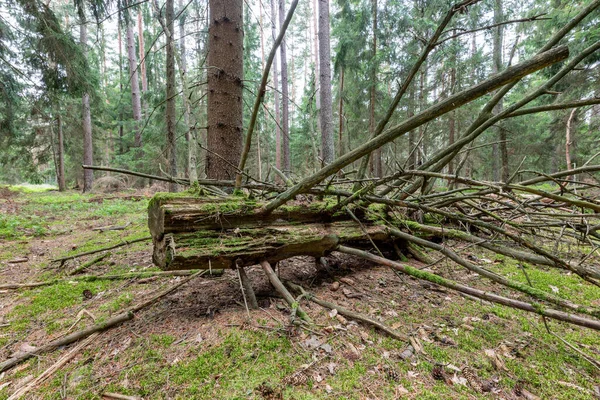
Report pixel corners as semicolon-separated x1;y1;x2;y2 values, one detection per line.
148;195;396;270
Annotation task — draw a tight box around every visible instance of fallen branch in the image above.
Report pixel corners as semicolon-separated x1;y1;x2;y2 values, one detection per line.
337;245;600;331
260;260;311;323
7;333;99;400
0;313;132;373
0;270;208;372
68;252;111;275
263;46;569;213
286;281;408;342
0;269;222;290
92;223;131;232
52;236;151;266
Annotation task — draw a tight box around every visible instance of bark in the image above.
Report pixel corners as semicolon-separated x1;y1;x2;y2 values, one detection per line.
178;0;195;182
279;0;291;173
57;115;65;191
271;0;282;176
338;66;344;158
312;0;321;137
166;0;178;191
80;17;93;193
126;19;143;148
118;17;124;154
138;10;148;93
448;30;457;177
493;0;508;182
206;0;243;181
263;46;569;213
148;197;393;270
318;0;334;166
369;0;381;177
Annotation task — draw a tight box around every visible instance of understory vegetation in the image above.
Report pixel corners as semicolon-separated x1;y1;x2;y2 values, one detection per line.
1;187;599;399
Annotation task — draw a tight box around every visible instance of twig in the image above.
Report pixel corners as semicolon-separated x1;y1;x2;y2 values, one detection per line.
52;237;151;266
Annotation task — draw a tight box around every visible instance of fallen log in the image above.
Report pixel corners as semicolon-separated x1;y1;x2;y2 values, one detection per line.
149;195;397;270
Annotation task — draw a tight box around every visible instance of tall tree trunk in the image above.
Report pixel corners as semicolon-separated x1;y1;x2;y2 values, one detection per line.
126;18;143;149
206;0;243;180
407;84;416;169
118;15;124;154
338;66;344;158
493;0;508;182
138;10;148;94
448;30;457;177
57;114;66;192
566;109;577;180
318;0;334;166
369;0;381;177
279;0;291;174
312;0;321;140
80;16;93;192
270;0;282;176
178;0;198;183
166;0;178;191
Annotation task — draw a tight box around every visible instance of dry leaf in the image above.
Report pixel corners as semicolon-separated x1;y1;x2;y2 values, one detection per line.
328;309;338;318
484;349;507;371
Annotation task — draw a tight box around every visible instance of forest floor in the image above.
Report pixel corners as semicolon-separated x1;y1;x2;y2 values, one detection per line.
0;185;599;399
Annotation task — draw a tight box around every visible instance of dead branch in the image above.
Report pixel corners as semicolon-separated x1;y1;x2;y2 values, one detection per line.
260;260;311;323
0;269;222;290
68;252;111;275
7;333;99;400
0;270;207;372
337;246;600;331
52;236;151;266
262;46;569;213
286;281;408;342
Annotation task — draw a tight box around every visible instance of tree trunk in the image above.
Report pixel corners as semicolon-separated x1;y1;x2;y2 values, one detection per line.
312;0;321;140
369;0;381;177
318;0;334;166
126;19;143;149
118;16;124;155
408;85;416;169
206;0;244;181
279;0;291;174
493;0;508;182
80;17;93;193
448;30;457;177
166;0;177;191
149;197;394;270
270;0;282;178
178;0;198;184
57;114;66;191
338;66;344;158
138;10;148;94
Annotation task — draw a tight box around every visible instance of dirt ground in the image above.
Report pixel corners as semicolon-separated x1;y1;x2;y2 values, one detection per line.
0;187;599;399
